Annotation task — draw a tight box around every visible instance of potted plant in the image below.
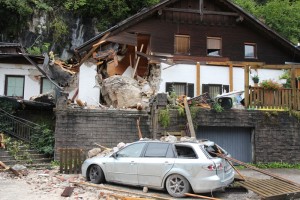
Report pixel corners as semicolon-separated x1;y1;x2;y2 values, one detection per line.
279;70;290;85
259;79;282;90
252;74;259;86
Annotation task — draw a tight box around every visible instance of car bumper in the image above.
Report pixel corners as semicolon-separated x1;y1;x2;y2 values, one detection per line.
191;171;235;193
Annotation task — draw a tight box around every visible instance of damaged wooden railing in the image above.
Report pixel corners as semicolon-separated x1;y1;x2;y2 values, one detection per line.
248;87;300;110
59;148;85;174
0;108;39;142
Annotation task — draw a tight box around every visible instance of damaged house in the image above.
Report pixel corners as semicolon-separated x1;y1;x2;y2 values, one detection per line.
46;0;300;163
70;0;300;110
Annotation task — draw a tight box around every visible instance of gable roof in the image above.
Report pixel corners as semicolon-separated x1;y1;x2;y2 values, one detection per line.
75;0;300;59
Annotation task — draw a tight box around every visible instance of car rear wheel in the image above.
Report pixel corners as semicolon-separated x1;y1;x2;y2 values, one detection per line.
88;165;104;184
166;174;191;198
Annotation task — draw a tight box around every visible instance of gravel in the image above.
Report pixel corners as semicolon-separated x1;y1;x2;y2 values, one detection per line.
0;167;300;200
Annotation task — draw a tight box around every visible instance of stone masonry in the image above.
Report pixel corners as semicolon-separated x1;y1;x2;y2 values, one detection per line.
55;107;300;163
54;108;150;159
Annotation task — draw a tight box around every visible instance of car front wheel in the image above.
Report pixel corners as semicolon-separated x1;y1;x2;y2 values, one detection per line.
88;165;104;184
166;174;191;198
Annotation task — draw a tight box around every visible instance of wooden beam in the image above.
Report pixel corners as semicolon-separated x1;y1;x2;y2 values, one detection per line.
244;65;250;108
78;32;110;67
196;62;201;96
229;64;233;92
163;8;238;16
291;66;296;109
132;44;144;78
184;97;196;138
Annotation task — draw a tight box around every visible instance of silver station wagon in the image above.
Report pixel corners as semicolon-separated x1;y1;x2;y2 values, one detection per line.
81;140;235;198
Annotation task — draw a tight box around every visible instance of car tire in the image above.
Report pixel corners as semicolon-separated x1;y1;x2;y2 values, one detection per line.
88;165;104;184
166;174;191;198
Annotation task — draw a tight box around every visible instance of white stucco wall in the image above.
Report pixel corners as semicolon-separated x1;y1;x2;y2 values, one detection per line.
159;63;285;96
78;62;100;105
0;63;42;100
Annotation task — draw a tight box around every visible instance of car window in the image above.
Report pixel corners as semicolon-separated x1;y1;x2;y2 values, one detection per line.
117;143;146;158
175;145;197;159
203;143;227;157
144;143;173;158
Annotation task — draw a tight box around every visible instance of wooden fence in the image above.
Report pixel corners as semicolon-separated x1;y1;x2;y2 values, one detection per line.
249;87;300;110
59;148;85;174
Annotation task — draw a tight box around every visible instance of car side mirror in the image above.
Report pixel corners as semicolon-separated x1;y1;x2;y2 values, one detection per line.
111;152;117;159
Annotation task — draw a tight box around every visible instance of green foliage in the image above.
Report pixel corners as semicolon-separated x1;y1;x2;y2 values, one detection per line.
158;108;170;128
26;43;50;55
290;110;300;122
31;124;54;156
259;79;282;90
51;160;60;167
50;17;68;43
5;136;32;163
233;0;300;44
64;0;86;11
177;106;185;117
212;102;224;113
236;162;300;170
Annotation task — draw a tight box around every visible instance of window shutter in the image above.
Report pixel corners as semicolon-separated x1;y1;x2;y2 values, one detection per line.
166;82;173;94
202;84;209;94
223;85;230;93
187;83;194;97
207;38;221;49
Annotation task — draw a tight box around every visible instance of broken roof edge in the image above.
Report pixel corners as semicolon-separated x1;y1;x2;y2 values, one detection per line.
74;0;176;54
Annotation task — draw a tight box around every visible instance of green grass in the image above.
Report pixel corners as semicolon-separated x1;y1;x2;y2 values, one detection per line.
235;162;300;170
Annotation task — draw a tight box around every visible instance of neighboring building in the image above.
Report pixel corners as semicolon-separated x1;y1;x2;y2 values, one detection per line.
0;43;56;100
74;0;300;104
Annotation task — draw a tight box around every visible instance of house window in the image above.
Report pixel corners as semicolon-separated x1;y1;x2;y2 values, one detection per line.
41;77;55;94
245;43;257;58
166;82;194;97
207;37;222;56
174;35;190;54
4;75;25;98
202;84;229;98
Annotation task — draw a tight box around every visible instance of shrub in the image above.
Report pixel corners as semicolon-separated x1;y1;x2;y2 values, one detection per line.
259;79;282;90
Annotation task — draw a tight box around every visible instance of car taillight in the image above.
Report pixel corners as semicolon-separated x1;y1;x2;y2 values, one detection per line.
204;163;223;171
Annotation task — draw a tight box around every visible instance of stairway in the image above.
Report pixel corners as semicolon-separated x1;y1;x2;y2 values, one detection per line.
0;145;53;168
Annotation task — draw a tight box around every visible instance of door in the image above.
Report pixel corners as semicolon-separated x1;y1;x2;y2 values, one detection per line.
107;142;146;185
197;126;252;163
138;143;175;187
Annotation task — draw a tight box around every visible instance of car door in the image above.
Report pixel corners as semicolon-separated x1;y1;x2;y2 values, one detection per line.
138;142;175;187
106;142;146;185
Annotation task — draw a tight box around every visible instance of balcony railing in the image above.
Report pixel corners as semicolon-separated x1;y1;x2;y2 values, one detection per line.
248;87;300;110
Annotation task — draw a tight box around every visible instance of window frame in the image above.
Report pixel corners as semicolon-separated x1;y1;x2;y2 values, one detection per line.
4;75;25;98
174;34;190;55
202;84;229;99
40;77;55;94
166;82;194;97
244;43;257;59
207;37;222;57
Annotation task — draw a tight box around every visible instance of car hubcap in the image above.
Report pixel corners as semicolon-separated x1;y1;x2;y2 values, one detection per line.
169;177;185;194
90;167;98;180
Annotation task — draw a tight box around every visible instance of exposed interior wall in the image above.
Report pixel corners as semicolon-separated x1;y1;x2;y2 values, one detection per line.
77;62;100;105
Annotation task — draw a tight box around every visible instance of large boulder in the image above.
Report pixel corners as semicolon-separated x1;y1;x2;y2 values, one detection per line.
101;75;142;108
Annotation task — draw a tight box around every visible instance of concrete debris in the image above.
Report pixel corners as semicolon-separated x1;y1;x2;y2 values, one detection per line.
12;164;28;176
160;135;177;143
180;136;197;142
30;91;55;105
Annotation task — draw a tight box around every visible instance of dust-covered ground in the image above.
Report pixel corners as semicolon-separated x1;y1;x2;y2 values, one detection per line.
0;168;300;200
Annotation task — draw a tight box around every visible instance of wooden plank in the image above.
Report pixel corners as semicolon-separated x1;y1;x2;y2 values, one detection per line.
249;179;294;194
244;66;250;108
184;97;196;138
291;67;297;110
59;148;63;173
64;148;68;174
196;62;201;96
184;193;221;200
238;181;272;196
69;148;73;173
72;181;173;200
61;187;74;197
132;44;144;78
229;64;233;92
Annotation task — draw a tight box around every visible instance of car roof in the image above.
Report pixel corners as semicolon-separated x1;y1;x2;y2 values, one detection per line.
131;139;214;146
